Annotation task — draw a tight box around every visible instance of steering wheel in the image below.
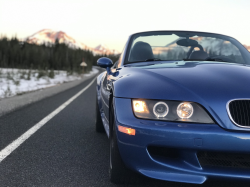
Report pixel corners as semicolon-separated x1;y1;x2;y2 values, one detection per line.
186;44;204;59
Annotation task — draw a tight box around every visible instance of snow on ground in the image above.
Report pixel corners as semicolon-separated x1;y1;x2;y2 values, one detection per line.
0;67;98;99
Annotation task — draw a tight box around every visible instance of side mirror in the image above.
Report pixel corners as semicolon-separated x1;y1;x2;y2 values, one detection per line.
97;57;118;76
97;57;113;68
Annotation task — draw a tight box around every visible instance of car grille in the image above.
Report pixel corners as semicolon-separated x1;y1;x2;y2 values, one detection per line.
197;151;250;169
228;100;250;127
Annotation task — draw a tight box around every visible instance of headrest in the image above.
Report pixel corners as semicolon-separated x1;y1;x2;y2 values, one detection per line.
189;51;208;60
129;41;154;62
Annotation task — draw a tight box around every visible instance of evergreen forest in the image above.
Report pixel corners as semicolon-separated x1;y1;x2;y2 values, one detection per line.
0;36;119;74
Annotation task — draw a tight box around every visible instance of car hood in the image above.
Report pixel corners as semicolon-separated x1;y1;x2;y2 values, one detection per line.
114;61;250;131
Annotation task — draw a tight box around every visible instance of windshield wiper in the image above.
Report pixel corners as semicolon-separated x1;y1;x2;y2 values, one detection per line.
145;58;162;61
125;63;156;67
182;58;229;62
205;57;229;63
182;59;205;61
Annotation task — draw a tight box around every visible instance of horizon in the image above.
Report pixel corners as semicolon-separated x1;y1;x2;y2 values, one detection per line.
2;28;250;53
1;0;250;52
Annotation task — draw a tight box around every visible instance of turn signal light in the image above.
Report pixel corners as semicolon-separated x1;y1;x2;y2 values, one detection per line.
118;125;136;136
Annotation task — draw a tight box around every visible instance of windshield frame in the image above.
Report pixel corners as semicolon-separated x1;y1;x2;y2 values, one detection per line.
123;31;250;65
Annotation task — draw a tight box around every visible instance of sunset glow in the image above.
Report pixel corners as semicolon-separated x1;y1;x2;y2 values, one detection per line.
1;0;250;51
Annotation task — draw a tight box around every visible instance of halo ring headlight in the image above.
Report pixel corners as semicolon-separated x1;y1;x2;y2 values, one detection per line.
153;102;169;118
177;102;193;119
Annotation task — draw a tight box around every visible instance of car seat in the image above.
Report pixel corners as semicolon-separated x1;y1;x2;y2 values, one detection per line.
129;41;154;62
189;50;208;60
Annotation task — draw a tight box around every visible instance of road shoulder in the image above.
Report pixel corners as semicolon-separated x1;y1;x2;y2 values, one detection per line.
0;71;99;116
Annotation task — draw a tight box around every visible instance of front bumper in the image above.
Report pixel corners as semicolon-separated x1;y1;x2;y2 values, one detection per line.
114;97;250;184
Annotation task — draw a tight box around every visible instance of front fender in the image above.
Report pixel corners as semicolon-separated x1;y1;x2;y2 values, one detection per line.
111;67;225;130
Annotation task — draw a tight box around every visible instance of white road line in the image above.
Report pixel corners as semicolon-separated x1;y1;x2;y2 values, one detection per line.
0;77;97;163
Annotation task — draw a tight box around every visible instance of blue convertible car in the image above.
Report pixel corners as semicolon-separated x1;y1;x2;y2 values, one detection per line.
95;31;250;184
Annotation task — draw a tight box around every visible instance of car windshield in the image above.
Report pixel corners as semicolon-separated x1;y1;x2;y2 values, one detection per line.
126;31;250;64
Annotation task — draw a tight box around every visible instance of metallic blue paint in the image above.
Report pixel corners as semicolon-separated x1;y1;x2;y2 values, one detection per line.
113;98;250;184
97;57;113;68
112;62;250;132
96;31;250;184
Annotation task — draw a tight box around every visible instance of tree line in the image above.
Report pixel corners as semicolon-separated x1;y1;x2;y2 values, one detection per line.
0;36;120;74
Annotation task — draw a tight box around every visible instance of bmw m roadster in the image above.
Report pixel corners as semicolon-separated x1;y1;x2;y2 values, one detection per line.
95;31;250;184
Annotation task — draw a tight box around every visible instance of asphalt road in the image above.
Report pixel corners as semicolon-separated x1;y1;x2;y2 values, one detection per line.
0;76;248;187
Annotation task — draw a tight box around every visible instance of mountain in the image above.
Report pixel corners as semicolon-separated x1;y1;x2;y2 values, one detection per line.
244;45;250;52
93;44;119;55
25;29;90;50
25;29;120;55
95;44;109;51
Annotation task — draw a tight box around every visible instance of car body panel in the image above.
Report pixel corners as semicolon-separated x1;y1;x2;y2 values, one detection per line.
113;97;250;183
111;62;250;131
96;31;250;183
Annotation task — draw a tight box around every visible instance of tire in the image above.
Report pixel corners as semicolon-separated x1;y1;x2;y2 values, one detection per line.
95;95;105;132
109;103;134;184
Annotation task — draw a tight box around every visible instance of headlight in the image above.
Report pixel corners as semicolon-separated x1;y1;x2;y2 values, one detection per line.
153;102;169;117
133;100;148;113
177;102;193;119
132;99;214;123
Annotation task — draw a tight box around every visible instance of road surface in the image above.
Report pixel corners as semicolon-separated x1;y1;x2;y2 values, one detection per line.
0;76;247;186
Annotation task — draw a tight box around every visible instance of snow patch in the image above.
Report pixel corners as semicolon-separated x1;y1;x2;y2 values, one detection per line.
0;67;98;99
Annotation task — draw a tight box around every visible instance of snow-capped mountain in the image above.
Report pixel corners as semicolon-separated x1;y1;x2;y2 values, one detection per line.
25;29;90;50
95;44;109;51
93;44;119;55
25;29;120;55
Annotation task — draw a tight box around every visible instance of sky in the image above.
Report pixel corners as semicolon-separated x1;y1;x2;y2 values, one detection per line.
1;0;250;52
